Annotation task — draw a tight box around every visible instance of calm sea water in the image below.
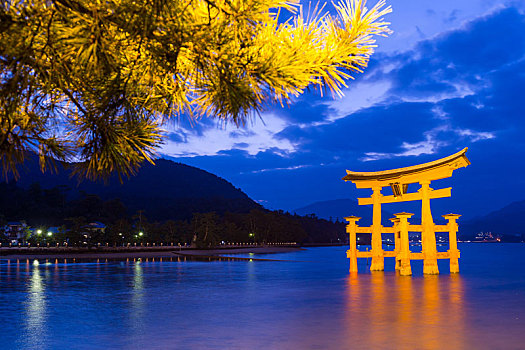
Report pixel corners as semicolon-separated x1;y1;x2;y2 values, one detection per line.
1;244;524;350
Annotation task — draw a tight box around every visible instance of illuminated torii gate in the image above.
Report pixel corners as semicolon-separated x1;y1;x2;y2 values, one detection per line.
343;148;470;275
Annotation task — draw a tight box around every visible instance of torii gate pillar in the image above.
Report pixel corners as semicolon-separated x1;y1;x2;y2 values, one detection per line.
420;180;439;275
444;214;461;273
345;216;360;273
395;212;413;276
370;186;384;271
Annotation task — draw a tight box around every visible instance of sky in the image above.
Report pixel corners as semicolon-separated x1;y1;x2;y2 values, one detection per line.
161;0;525;220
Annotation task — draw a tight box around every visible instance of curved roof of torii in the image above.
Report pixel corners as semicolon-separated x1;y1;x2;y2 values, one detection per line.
343;147;470;183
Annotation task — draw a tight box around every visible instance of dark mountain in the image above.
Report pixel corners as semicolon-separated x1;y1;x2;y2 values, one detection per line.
293;198;395;226
5;155;261;221
0;156;348;245
460;200;525;240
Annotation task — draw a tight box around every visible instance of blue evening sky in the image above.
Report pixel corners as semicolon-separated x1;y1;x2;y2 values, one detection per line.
161;0;525;219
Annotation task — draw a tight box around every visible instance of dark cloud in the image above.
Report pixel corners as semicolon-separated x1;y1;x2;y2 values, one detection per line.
232;142;249;149
415;26;425;39
172;114;229;138
445;9;460;23
277;101;439;155
426;9;437;17
166;132;187;143
377;8;525;102
229;129;256;138
434;8;525;71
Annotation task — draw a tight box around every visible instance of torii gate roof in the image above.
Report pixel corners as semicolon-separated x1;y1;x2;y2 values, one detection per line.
343;147;470;187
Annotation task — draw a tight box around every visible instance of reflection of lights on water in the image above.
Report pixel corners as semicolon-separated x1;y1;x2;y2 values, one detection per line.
130;261;145;331
25;261;46;348
134;261;144;291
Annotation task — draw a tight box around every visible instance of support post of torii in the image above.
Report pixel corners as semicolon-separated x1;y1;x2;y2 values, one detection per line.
395;212;413;276
370;186;384;271
444;214;461;273
345;216;360;273
390;217;400;270
421;180;439;274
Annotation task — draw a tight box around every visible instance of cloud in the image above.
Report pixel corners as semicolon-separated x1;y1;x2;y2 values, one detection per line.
361;129;446;161
242;164;312;174
166;132;187;143
161;6;525;163
455;129;495;142
160;6;525;218
266;8;525;164
325;80;392;122
359;125;495;161
433;8;525;72
162;112;296;157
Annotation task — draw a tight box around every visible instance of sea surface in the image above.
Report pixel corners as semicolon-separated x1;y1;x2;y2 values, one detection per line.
1;244;524;350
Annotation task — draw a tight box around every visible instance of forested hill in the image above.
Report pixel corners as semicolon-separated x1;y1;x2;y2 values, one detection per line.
0;156;347;245
2;155;260;222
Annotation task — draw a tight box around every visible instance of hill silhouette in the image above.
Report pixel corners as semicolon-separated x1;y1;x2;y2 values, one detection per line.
0;156;349;245
461;200;525;240
5;155;261;221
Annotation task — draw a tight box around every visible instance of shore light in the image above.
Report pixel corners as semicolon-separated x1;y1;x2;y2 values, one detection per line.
47;232;52;237
139;232;143;237
37;229;42;235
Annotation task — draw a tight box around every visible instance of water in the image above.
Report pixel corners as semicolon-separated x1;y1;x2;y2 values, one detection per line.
1;244;524;349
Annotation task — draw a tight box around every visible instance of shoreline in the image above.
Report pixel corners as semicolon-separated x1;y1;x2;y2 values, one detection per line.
0;246;303;260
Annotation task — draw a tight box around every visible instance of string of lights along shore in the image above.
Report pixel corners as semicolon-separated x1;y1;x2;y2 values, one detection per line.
343;148;471;275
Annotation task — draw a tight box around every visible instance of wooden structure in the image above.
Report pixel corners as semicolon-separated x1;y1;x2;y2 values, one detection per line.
343;148;470;275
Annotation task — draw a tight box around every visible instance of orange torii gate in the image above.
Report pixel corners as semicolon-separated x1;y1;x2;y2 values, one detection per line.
342;148;470;275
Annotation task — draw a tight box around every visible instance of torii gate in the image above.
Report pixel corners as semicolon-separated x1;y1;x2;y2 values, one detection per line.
342;148;470;275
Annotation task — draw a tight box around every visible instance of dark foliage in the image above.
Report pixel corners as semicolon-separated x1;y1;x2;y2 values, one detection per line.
0;183;346;245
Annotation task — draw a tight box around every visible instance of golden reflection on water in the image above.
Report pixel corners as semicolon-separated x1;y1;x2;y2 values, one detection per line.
345;272;465;349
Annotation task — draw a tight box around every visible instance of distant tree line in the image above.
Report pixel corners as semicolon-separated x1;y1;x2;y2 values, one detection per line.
0;182;346;246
